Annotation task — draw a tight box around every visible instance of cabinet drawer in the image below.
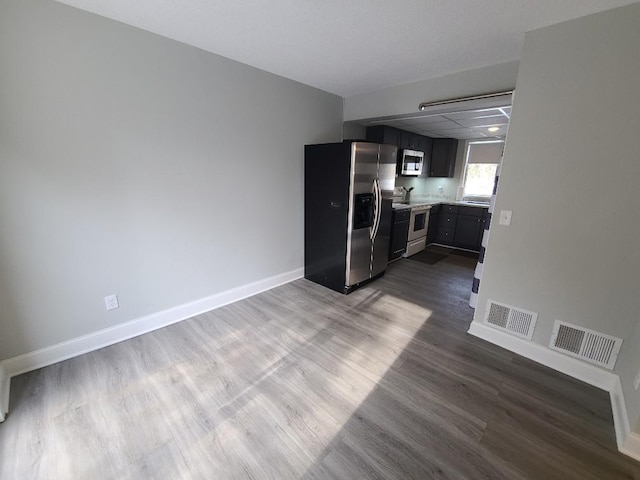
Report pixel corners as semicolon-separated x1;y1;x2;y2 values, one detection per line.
458;206;484;217
393;208;411;222
435;227;455;244
438;213;457;228
441;204;459;214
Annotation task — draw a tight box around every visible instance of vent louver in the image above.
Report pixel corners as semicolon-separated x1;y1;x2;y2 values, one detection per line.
549;321;622;370
484;300;537;340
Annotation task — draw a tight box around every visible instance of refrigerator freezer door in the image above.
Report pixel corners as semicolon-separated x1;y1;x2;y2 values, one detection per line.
346;142;378;287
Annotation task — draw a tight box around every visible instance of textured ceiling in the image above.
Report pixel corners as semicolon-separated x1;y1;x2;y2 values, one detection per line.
55;0;638;97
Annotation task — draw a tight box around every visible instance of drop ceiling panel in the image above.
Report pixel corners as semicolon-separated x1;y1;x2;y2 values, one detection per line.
408;116;453;126
442;108;504;120
456;116;509;128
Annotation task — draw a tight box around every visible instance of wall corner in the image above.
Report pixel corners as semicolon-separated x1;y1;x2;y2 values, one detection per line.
0;363;9;422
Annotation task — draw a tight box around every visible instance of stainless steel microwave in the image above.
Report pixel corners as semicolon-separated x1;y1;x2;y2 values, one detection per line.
399;149;424;176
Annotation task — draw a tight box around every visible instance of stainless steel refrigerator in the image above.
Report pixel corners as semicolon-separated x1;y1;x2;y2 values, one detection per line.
304;141;397;294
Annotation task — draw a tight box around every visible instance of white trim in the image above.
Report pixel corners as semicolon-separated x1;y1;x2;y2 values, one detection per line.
468;321;640;461
611;377;640;462
1;268;303;378
0;364;9;422
468;321;616;390
623;432;640;462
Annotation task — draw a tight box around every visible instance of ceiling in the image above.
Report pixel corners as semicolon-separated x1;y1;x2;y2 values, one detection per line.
362;105;512;140
54;0;638;97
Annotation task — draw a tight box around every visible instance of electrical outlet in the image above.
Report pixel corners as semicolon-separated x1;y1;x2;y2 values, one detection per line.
499;210;512;226
104;294;119;311
634;371;640;391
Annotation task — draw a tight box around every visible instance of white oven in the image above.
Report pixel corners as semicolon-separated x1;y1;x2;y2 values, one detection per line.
404;205;430;257
408;205;429;241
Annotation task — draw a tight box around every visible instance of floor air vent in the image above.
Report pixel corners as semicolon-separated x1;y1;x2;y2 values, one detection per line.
549;321;622;370
484;300;537;340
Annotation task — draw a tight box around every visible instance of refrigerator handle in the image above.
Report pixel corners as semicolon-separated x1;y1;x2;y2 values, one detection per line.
370;179;382;240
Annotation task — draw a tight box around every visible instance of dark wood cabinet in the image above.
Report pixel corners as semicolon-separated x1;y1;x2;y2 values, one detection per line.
430;138;459;177
454;214;483;249
426;204;439;244
366;126;401;147
441;204;459;215
439;213;458;229
428;203;488;252
418;136;434;178
399;131;427;151
436;227;455;245
389;208;411;261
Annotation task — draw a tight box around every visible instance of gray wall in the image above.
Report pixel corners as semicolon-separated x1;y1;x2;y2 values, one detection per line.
342;122;366;141
0;0;343;359
474;4;640;426
343;61;519;122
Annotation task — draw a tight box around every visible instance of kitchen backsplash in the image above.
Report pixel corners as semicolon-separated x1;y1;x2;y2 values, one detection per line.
394;176;459;202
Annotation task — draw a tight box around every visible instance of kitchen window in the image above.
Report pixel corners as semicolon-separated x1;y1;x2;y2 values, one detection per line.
461;140;504;200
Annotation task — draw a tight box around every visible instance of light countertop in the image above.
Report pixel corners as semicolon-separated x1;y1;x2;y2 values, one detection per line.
392;200;489;210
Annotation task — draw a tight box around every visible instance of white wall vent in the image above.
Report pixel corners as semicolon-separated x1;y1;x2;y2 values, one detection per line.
549;321;622;370
484;300;537;340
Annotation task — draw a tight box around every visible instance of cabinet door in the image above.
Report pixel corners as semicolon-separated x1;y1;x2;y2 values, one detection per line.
430;138;459;177
455;215;483;250
440;204;459;215
436;227;455;245
438;212;457;229
389;209;410;260
366;126;400;147
399;131;411;149
400;131;427;150
418;136;434;178
426;204;439;244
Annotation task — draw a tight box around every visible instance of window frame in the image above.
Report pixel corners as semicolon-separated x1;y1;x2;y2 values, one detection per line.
460;139;504;202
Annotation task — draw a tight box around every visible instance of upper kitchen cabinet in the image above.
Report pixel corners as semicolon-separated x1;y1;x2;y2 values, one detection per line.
365;126;401;147
418;136;434;178
429;138;459;177
399;131;425;151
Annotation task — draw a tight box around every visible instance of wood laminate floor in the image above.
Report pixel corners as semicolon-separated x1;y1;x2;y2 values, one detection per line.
1;254;639;479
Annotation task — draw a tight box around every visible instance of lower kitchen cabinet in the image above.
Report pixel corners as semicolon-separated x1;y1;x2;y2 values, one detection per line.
426;204;439;244
435;227;455;245
428;203;488;252
389;208;411;261
454;214;483;249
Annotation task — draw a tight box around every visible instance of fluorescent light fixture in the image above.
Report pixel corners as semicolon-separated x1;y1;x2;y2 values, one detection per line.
487;126;500;132
418;90;513;112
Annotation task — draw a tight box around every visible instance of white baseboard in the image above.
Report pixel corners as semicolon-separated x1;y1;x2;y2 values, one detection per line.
0;364;8;422
468;320;640;461
467;321;617;391
623;432;640;462
610;377;640;462
1;268;303;380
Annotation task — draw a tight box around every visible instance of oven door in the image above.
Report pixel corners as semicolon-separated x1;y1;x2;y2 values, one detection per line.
408;207;429;241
